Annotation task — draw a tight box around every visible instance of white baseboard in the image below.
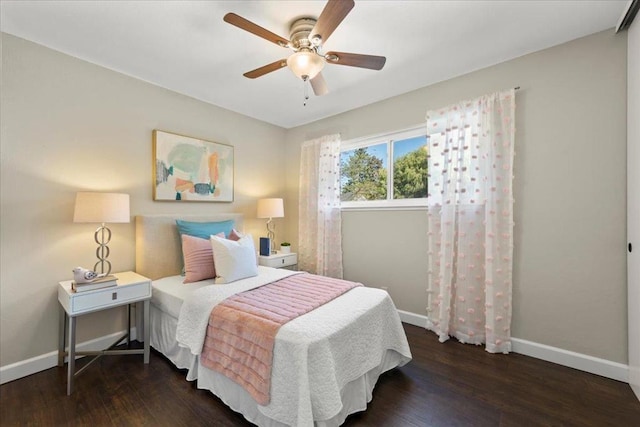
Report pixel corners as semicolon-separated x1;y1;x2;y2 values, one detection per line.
397;310;629;383
510;338;629;383
397;310;428;328
0;327;137;385
630;366;640;401
632;384;640;401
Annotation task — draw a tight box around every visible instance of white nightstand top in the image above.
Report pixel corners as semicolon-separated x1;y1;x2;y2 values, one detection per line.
58;271;151;316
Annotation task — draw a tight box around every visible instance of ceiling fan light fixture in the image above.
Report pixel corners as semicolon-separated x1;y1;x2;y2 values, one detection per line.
287;51;325;80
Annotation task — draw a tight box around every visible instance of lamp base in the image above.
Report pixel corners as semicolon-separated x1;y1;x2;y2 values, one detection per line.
94;223;112;275
266;218;276;253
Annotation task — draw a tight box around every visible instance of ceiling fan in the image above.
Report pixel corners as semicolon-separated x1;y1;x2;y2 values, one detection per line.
223;0;386;98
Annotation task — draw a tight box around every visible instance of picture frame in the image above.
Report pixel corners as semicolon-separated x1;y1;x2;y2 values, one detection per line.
153;130;234;202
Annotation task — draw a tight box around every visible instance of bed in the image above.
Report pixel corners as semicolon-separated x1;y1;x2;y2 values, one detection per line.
135;214;412;426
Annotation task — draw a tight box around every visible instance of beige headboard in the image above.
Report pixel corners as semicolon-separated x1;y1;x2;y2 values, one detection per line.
135;214;244;280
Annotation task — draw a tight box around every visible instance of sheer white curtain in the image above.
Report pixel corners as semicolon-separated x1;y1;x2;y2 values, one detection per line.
298;134;343;278
426;89;515;353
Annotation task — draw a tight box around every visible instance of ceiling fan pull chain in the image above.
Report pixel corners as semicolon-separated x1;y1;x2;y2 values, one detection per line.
303;76;310;107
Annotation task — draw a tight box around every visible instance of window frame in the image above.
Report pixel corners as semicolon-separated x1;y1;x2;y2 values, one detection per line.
340;124;428;210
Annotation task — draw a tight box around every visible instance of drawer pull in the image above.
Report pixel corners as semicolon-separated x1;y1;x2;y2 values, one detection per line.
112;292;118;300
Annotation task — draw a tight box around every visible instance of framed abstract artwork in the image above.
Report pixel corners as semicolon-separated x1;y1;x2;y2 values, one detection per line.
153;130;234;202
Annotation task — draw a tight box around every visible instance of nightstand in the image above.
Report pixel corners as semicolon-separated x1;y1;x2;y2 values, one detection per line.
57;271;152;395
258;252;298;270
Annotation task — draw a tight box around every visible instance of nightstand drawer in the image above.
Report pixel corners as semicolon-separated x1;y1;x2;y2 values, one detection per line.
71;281;151;314
259;253;297;268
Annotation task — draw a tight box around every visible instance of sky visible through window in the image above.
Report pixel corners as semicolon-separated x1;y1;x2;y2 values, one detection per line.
394;136;426;159
356;143;387;167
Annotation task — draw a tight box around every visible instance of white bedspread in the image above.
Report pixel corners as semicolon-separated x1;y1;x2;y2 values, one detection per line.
176;267;412;426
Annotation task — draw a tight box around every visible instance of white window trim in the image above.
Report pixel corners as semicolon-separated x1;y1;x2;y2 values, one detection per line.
341;199;427;211
340;125;427;151
340;124;428;210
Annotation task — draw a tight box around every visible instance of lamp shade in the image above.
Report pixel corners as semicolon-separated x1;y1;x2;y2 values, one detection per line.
73;192;130;223
287;51;325;80
257;198;284;219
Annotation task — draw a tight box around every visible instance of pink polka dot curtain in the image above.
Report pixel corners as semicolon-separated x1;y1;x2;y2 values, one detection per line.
298;134;343;278
425;89;515;353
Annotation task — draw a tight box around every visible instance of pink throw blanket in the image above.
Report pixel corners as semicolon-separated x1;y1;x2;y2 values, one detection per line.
200;273;362;405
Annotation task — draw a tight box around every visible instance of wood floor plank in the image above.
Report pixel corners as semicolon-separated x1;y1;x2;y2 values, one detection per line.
1;324;639;426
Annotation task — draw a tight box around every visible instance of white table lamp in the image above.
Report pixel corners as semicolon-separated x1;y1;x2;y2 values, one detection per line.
73;192;130;274
257;198;284;253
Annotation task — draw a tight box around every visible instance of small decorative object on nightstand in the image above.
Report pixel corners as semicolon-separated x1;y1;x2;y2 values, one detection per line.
57;271;151;395
280;242;291;254
259;252;297;270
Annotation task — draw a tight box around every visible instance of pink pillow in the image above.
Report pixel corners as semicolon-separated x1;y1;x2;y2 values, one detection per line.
181;233;223;284
228;228;243;241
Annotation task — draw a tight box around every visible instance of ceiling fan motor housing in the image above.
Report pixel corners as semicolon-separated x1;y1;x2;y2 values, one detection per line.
289;18;318;50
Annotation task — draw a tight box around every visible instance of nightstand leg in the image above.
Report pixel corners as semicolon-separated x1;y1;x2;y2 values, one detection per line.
143;299;150;364
126;304;131;348
58;307;66;367
67;316;76;396
135;301;144;341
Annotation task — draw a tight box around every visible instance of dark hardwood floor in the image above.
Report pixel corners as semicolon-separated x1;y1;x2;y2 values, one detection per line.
1;323;639;426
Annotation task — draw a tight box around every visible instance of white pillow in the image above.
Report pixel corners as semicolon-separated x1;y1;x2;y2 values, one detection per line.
210;234;258;284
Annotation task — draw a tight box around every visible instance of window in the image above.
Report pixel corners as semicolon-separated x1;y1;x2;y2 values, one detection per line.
340;126;428;209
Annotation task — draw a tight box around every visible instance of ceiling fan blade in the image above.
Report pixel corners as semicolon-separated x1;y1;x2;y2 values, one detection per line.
224;13;290;47
325;51;386;70
310;0;355;45
243;59;288;79
310;73;329;96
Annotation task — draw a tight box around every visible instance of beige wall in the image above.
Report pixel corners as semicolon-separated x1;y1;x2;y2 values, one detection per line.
0;33;287;366
285;29;628;363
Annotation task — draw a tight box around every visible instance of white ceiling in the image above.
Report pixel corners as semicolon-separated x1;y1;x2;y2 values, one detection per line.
0;1;628;128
